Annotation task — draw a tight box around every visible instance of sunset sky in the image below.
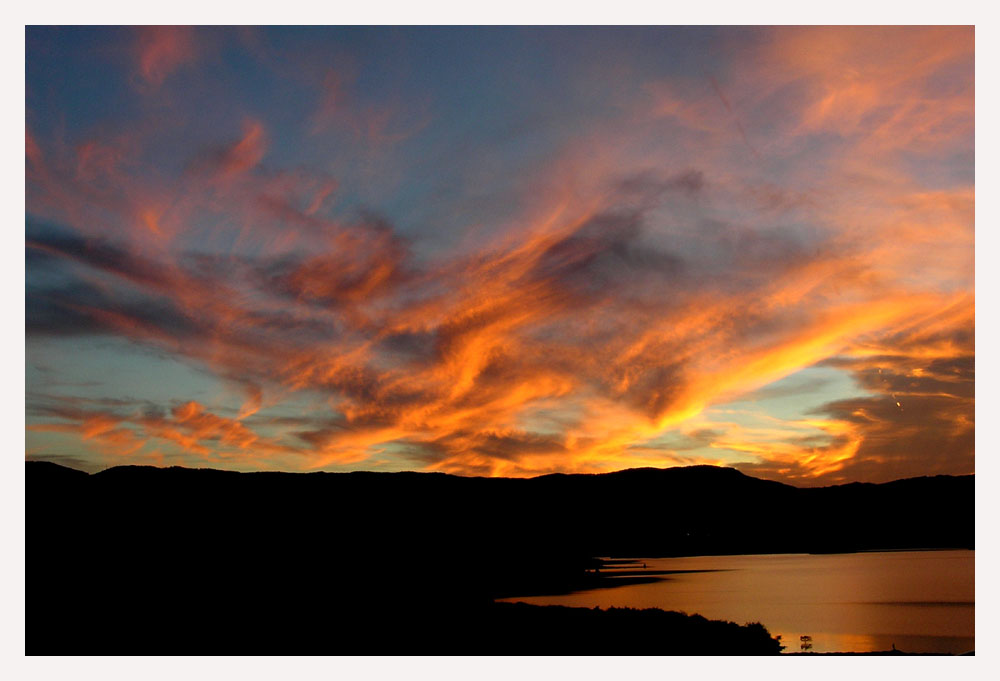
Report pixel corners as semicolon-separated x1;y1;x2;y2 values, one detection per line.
25;26;974;484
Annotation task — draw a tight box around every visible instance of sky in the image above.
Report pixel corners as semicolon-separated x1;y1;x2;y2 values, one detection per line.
24;26;974;484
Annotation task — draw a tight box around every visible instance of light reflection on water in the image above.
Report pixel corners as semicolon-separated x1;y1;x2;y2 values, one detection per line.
499;550;974;654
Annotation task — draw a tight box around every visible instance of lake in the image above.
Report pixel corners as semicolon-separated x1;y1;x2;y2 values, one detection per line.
499;550;974;654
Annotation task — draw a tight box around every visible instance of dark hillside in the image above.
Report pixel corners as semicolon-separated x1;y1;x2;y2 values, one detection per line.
26;461;972;654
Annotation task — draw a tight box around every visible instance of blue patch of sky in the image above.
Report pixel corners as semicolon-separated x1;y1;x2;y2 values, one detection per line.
637;365;871;462
26;336;223;410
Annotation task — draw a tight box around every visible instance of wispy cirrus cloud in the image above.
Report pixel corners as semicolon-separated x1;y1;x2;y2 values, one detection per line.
135;26;199;88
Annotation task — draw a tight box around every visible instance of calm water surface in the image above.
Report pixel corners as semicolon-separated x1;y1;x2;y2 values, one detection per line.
500;550;974;654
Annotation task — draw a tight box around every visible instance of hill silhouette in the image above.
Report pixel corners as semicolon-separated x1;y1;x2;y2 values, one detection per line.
26;462;972;654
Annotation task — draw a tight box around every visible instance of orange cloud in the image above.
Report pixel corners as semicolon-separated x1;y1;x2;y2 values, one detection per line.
766;26;973;151
212;120;268;179
26;128;43;169
136;26;198;88
27;175;974;477
28;398;303;467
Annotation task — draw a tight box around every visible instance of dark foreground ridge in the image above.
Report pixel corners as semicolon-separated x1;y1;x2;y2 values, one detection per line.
27;462;972;654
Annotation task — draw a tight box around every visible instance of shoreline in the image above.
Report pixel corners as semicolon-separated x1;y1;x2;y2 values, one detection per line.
496;551;974;656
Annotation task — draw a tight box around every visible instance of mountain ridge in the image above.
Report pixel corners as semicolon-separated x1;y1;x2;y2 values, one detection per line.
25;458;974;489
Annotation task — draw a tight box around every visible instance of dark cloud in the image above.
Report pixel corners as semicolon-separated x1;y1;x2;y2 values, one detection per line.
619;363;688;420
817;368;973;483
26;225;342;352
26;225;175;291
523;210;685;305
617;169;706;201
743;182;816;214
738;344;974;485
475;430;566;457
376;329;439;365
26;285;199;340
27;393;172;426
